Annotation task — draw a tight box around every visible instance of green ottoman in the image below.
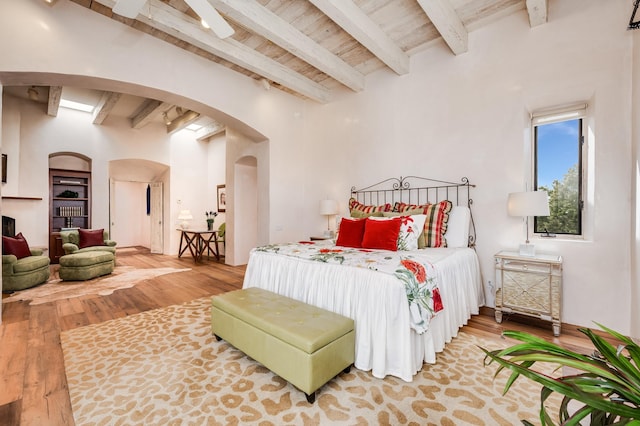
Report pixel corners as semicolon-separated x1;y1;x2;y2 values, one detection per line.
59;251;115;281
211;287;355;403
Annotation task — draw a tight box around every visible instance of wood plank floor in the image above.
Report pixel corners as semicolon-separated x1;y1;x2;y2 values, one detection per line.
0;247;605;425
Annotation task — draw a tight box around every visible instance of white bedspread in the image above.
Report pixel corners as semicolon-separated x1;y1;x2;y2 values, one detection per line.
243;245;484;382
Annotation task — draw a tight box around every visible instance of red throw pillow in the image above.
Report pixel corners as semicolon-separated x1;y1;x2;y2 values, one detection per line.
336;218;366;248
2;232;32;259
79;229;105;249
361;217;401;251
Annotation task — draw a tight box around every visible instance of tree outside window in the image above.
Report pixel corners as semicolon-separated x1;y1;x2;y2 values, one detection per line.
533;117;583;235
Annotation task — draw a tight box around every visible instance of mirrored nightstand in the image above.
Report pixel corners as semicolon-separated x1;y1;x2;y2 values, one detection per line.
494;251;563;336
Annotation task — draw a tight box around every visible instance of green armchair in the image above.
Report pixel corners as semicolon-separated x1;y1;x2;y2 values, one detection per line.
2;248;51;292
60;229;117;256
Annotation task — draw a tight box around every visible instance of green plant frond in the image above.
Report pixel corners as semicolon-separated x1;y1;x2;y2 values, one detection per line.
496;344;592;361
589;324;640;365
562;404;594;426
502;329;552;344
585;329;640;383
558;393;572;421
485;351;640;419
500;332;595;361
504;353;624;382
592;323;637;347
505;360;536;390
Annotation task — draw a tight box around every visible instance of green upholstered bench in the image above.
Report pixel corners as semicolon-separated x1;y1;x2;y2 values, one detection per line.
211;287;355;403
58;251;115;281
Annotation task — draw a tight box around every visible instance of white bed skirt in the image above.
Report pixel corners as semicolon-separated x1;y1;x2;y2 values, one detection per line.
243;247;484;382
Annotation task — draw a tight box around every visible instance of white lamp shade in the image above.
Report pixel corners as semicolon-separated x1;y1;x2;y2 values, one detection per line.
177;209;193;220
319;199;338;215
507;191;550;217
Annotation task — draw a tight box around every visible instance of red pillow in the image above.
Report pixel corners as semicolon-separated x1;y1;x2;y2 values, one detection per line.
79;229;105;248
361;217;401;251
3;232;32;259
335;218;366;248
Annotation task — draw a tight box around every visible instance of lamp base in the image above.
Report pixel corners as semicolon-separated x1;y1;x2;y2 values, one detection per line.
518;243;536;257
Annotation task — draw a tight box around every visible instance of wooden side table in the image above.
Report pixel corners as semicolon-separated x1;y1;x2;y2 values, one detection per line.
494;251;563;336
177;229;220;262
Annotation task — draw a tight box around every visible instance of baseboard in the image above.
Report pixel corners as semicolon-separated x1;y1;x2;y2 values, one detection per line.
477;307;620;343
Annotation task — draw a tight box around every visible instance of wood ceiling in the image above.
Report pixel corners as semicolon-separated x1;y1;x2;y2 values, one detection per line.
9;0;548;134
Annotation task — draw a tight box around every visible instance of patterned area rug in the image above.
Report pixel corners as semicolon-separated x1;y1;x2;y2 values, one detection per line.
61;297;560;425
2;266;191;305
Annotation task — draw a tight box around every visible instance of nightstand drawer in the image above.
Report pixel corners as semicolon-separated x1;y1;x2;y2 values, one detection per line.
501;259;551;274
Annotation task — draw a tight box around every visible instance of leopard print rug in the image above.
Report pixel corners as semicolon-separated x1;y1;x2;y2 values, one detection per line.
61;297;559;425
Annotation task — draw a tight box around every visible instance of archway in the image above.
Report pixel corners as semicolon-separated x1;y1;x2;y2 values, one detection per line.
109;159;169;253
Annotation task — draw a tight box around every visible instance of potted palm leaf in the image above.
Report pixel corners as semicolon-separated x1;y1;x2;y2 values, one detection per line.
481;323;640;425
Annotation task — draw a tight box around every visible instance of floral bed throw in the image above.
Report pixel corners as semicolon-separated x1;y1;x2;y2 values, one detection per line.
254;242;443;334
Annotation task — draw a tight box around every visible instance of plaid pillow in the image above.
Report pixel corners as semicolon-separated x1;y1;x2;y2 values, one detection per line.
395;200;452;248
348;198;391;217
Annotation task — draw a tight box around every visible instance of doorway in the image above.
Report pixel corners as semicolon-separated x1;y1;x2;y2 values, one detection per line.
108;159;169;252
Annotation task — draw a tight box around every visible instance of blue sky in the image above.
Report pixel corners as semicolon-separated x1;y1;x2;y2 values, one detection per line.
536;119;579;188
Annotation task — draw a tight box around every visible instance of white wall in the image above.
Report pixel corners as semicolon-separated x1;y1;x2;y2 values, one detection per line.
112;181;150;248
632;26;640;339
0;0;637;334
301;0;636;334
208;134;227;232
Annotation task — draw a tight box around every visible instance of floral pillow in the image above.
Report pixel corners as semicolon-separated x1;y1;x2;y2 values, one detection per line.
394;200;452;248
373;215;426;251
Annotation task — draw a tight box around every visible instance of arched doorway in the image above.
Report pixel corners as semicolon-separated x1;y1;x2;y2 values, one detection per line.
109;159;169;253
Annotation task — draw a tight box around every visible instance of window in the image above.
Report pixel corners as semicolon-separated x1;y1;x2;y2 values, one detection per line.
532;106;585;236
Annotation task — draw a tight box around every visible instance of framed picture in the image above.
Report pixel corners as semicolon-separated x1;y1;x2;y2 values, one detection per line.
630;0;640;29
1;154;6;183
217;184;226;212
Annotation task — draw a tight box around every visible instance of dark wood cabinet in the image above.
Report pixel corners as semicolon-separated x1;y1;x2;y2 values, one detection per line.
49;169;91;263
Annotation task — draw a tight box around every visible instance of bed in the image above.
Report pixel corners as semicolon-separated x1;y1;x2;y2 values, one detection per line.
243;176;484;382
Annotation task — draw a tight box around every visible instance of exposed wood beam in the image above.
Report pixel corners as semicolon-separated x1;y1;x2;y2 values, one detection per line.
195;121;225;141
112;0;147;19
308;0;409;75
167;109;199;134
47;86;62;117
184;0;234;39
92;91;122;125
130;99;170;129
417;0;468;55
210;0;365;92
94;0;332;103
526;0;548;27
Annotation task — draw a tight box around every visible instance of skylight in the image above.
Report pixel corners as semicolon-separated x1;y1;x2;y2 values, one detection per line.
60;99;95;113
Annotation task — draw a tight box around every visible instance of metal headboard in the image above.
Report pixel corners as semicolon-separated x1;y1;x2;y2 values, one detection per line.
350;176;476;247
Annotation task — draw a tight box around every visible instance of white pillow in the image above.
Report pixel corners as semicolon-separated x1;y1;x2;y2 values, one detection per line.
443;206;470;248
370;214;426;251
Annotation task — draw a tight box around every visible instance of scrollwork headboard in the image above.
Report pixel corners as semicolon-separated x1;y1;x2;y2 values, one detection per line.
350;176;476;247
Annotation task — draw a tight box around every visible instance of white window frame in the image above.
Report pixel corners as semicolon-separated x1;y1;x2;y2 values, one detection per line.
530;102;589;240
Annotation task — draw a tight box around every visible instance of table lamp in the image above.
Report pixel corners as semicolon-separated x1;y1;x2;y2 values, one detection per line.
319;199;338;237
178;209;193;229
507;191;550;256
